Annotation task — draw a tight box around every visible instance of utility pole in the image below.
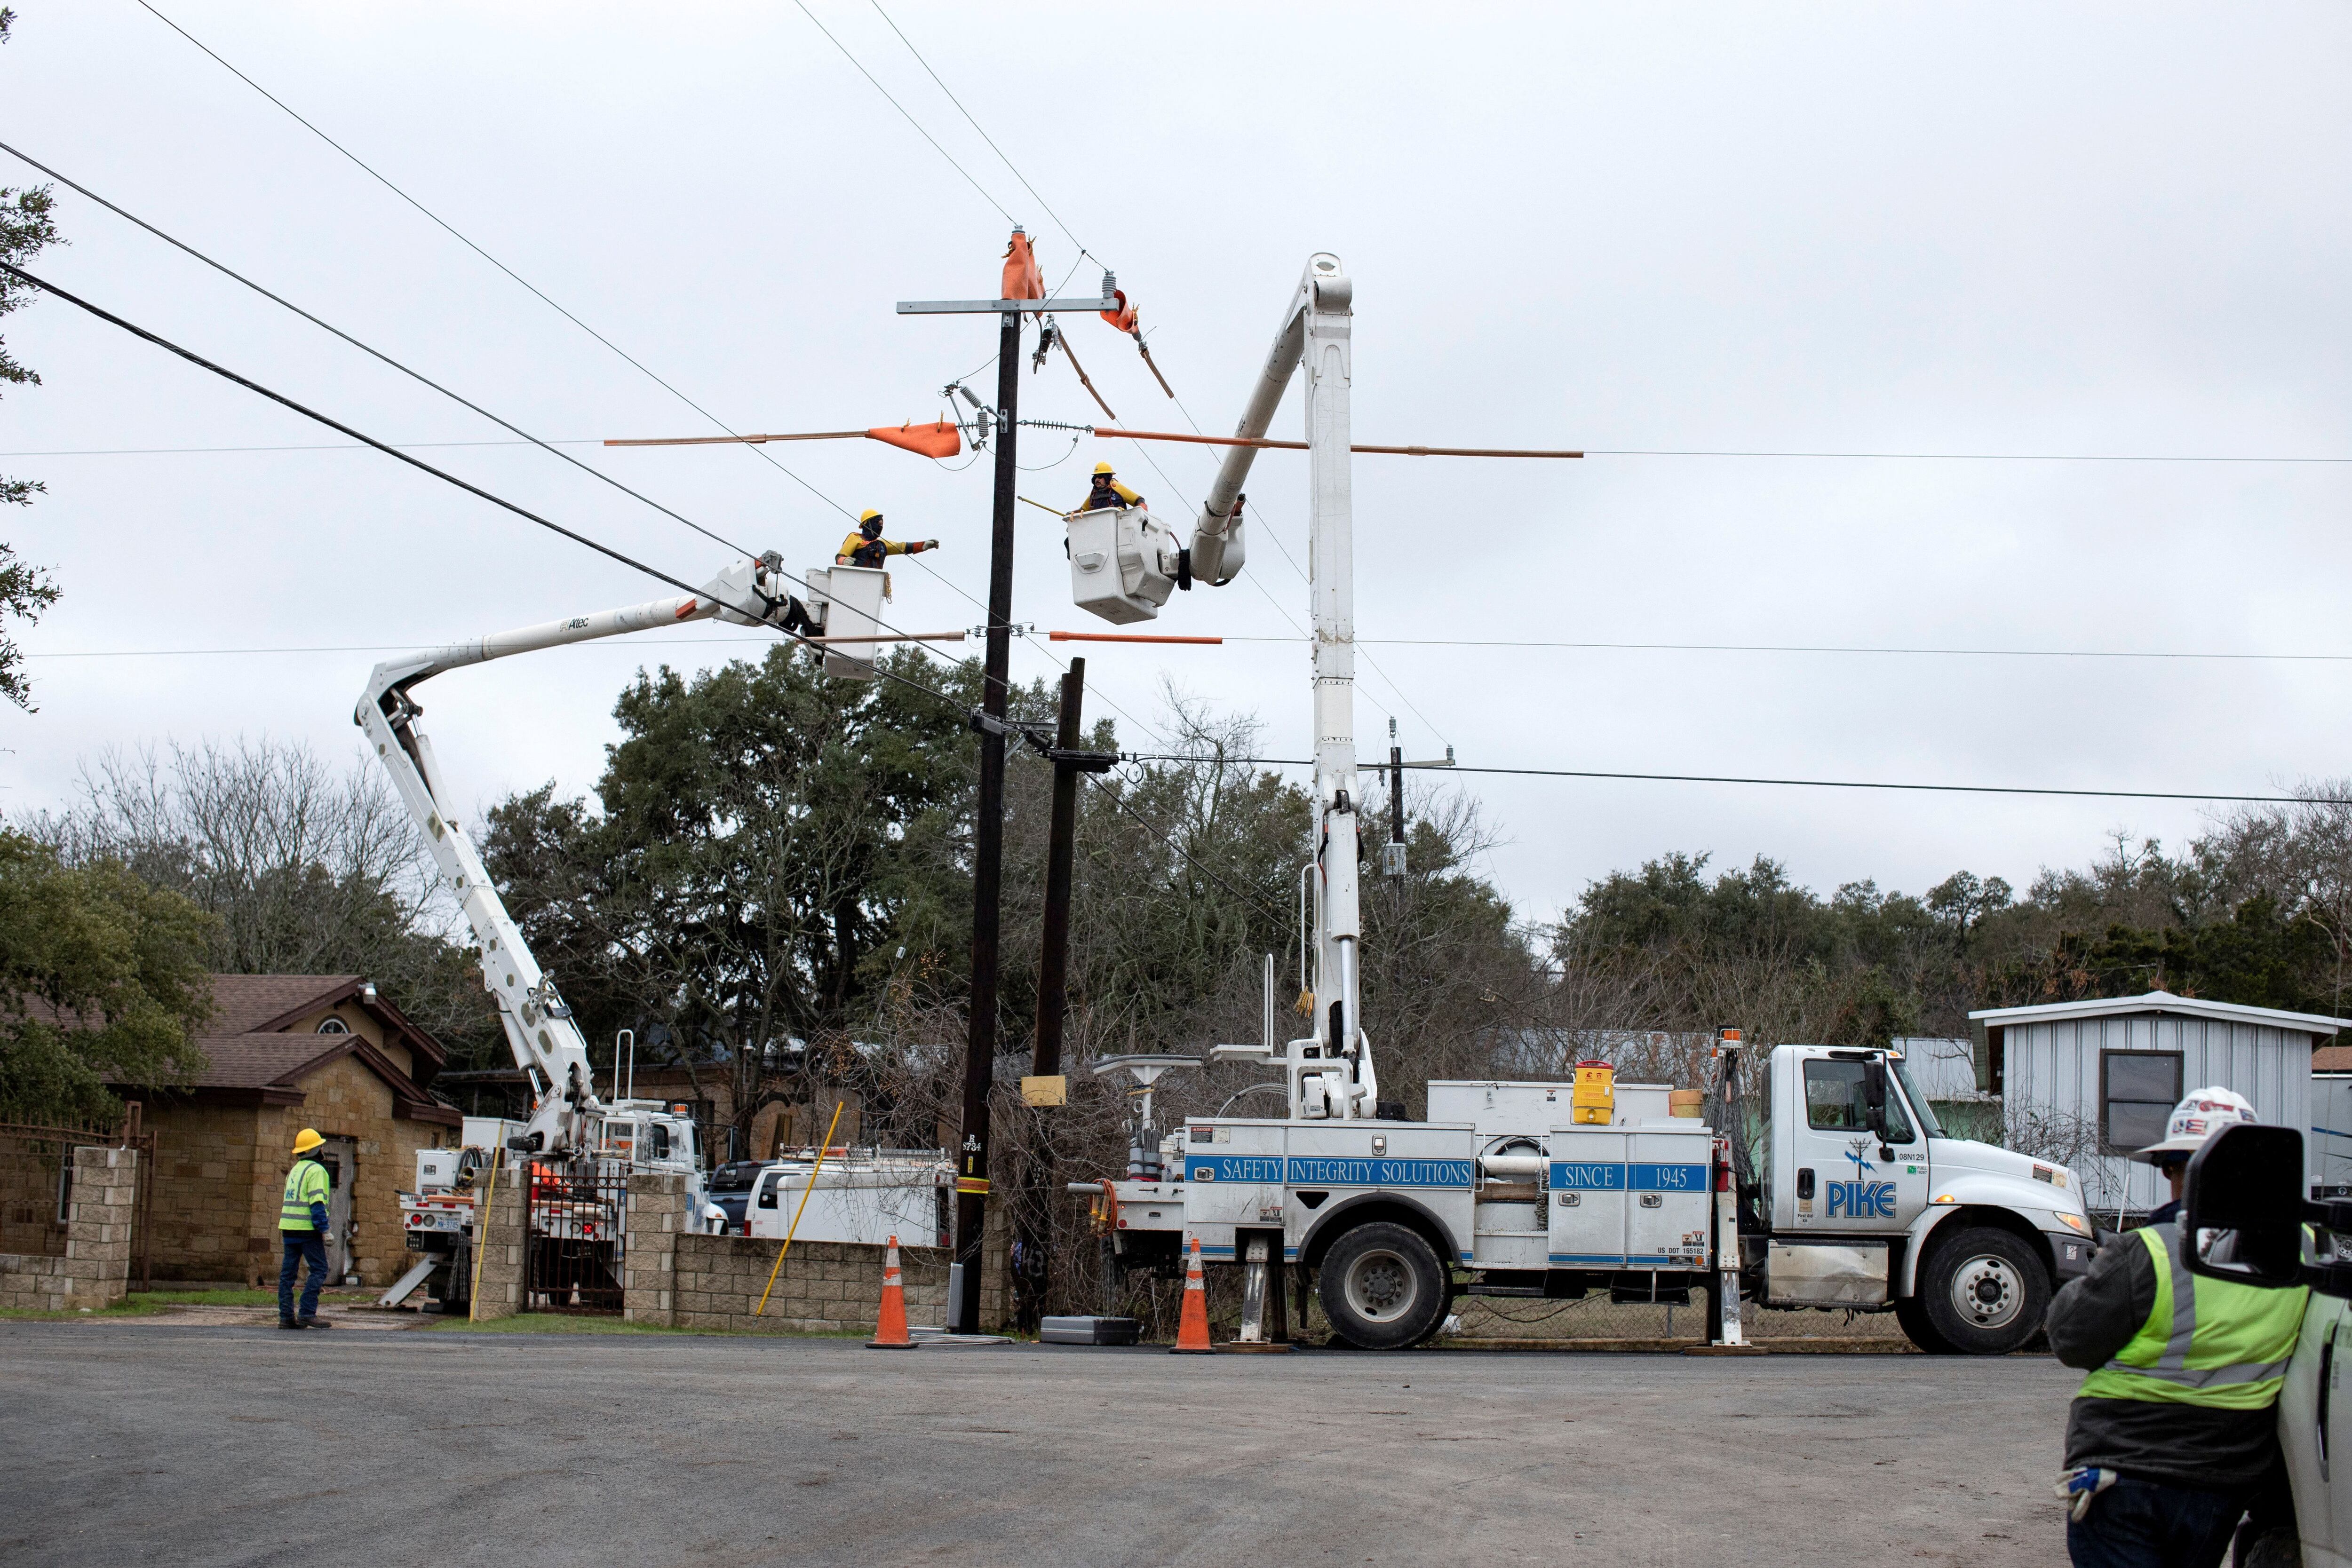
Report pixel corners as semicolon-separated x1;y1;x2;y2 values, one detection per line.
898;241;1118;1333
1013;658;1101;1328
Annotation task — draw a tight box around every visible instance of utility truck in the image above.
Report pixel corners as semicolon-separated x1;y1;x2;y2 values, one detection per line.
1068;254;2093;1353
365;546;926;1309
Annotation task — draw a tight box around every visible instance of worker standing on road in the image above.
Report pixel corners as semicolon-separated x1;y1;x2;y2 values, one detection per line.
1078;461;1144;513
836;510;940;569
278;1128;336;1331
2046;1088;2306;1567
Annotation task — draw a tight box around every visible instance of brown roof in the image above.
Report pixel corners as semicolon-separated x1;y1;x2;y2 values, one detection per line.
84;974;461;1125
198;974;448;1089
2315;1045;2352;1073
166;1031;458;1125
206;974;360;1035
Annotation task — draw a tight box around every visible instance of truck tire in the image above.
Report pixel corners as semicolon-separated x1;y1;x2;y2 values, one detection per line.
1319;1222;1446;1350
1893;1295;1955;1354
1918;1226;2049;1355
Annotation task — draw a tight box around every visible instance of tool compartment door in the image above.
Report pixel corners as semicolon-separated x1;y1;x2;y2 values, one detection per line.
1547;1130;1628;1268
1183;1122;1285;1261
1626;1130;1712;1268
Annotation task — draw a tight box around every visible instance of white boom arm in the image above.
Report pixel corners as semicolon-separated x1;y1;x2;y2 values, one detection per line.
356;552;800;1157
1199;255;1376;1120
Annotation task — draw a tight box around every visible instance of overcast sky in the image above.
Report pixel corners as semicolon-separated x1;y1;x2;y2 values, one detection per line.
4;2;2347;924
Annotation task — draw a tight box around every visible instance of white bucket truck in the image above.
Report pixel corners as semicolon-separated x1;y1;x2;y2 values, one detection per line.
1063;253;2094;1352
1094;1031;2096;1353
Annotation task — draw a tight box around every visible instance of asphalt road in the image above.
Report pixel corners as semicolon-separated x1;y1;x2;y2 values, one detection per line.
0;1321;2075;1567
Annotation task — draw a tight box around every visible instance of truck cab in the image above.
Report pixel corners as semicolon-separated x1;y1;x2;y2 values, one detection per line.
1755;1042;2098;1353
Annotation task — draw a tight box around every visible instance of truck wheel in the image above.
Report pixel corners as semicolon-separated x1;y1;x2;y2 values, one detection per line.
1319;1222;1446;1350
1919;1226;2049;1355
1893;1295;1955;1354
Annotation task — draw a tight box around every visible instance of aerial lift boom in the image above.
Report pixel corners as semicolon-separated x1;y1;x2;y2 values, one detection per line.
355;551;804;1157
1183;255;1378;1120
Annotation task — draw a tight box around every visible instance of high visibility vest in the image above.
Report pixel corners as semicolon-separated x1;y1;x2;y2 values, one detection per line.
279;1158;330;1232
2077;1222;2308;1411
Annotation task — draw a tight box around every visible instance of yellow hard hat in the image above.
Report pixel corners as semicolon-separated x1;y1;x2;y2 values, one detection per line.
1093;461;1115;475
291;1127;325;1156
858;508;883;523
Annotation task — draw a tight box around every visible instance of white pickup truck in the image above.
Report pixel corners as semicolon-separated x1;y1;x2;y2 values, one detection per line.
1097;1037;2096;1353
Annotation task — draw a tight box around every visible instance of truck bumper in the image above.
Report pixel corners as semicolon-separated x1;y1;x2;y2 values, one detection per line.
2050;1233;2096;1282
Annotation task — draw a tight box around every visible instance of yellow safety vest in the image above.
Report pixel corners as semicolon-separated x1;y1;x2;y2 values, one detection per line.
279;1158;330;1232
2078;1223;2307;1411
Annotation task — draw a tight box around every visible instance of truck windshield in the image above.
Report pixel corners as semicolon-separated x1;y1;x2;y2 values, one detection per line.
1890;1056;1946;1141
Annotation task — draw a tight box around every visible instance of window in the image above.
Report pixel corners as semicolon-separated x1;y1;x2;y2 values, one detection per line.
315;1016;348;1035
1804;1059;1913;1142
2101;1050;2183;1152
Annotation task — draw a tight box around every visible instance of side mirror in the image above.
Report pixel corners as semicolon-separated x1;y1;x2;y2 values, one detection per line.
1861;1058;1890;1140
2183;1124;2307;1288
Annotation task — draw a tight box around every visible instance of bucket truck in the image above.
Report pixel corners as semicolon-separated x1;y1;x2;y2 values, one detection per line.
366;547;909;1309
1067;257;2095;1353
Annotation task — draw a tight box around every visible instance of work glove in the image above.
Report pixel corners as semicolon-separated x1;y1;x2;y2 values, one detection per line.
922;539;941;551
2054;1466;2116;1523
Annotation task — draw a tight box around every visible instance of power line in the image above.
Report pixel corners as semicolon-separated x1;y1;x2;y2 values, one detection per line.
35;632;2352;668
1121;749;2345;806
1586;447;2352;465
1227;636;2352;665
865;0;1095;267
0;258;985;722
3;259;2313;818
135;0;853;521
0;438;601;457
24;437;2350;467
0;139;757;559
786;0;1017;226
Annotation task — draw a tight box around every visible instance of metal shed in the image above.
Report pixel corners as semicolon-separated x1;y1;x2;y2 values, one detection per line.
1969;990;2347;1222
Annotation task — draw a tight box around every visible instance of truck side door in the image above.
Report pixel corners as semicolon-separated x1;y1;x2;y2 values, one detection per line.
1788;1053;1927;1235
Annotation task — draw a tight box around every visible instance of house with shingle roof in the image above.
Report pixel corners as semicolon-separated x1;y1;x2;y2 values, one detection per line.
123;974;460;1287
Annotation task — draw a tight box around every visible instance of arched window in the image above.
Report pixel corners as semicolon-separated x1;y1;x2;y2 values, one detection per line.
315;1016;349;1035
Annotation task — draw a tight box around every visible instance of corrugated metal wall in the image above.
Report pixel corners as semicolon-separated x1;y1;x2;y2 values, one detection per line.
2002;1012;2315;1219
2314;1075;2352;1192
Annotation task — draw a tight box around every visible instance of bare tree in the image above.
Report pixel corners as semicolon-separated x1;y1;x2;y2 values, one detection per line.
30;739;493;1055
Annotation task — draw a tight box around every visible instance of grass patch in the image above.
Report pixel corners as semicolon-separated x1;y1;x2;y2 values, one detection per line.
426;1313;880;1338
0;1285;373;1322
427;1312;726;1336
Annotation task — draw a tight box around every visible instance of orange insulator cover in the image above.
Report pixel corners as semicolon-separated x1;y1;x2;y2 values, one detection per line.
1001;229;1042;301
865;420;961;459
1099;288;1139;334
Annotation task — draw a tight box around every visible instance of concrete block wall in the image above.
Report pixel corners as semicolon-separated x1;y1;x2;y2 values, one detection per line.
666;1235;950;1335
466;1161;528;1321
0;1147;138;1312
620;1174;1006;1334
622;1172;689;1325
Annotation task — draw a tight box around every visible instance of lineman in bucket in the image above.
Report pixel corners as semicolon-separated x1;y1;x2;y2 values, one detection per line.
2046;1088;2306;1566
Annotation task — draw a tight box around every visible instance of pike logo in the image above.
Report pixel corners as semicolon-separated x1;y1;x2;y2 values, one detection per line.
1826;1180;1896;1220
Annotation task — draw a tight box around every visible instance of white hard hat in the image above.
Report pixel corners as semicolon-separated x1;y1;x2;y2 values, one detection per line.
2131;1085;2259;1164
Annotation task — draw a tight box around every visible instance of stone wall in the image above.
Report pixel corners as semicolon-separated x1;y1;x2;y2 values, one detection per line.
146;1099;272;1285
467;1159;528;1322
146;1057;453;1288
621;1171;1005;1333
0;1147;138;1312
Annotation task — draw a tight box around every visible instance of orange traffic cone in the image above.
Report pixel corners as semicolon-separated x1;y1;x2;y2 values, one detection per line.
867;1234;916;1350
1171;1236;1214;1354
